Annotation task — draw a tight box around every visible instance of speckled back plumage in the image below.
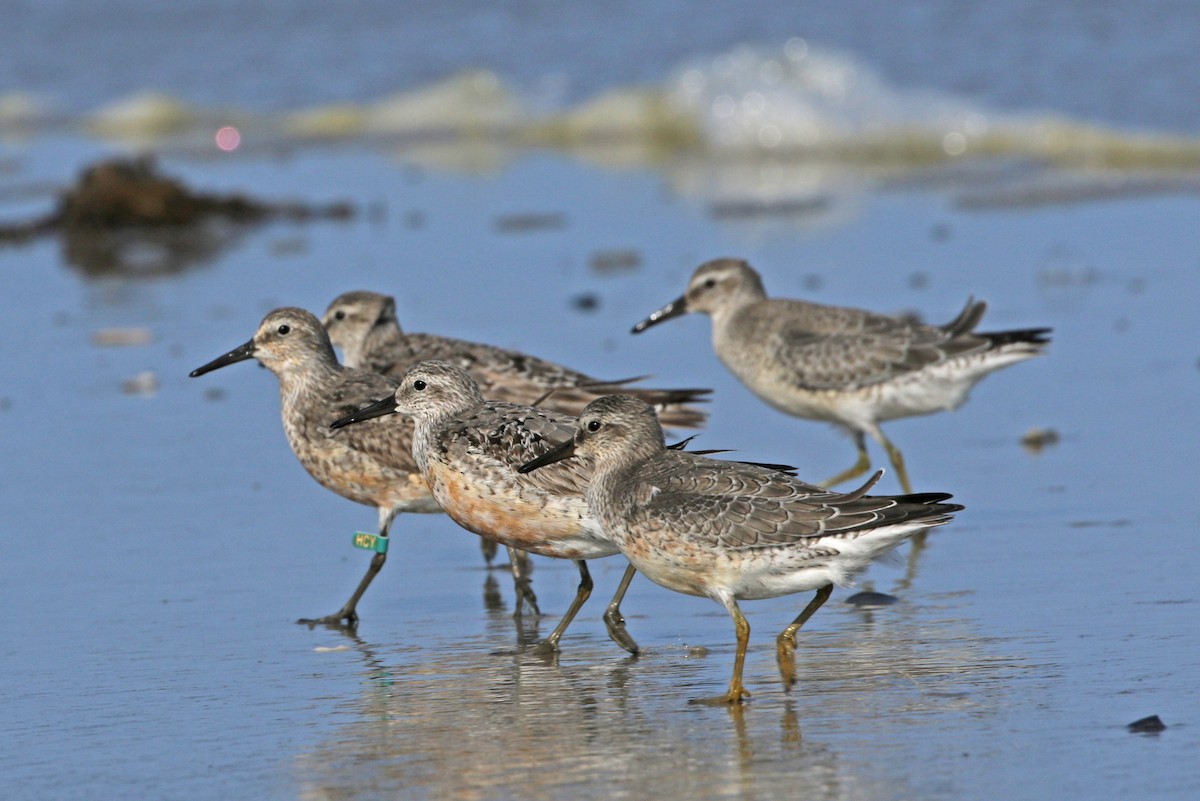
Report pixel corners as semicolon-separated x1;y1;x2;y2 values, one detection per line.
569;395;960;599
393;360;615;560
323;290;710;428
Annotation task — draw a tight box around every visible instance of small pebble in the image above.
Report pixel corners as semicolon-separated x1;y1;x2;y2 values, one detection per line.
1021;427;1060;454
1127;715;1166;733
845;591;899;607
571;293;600;313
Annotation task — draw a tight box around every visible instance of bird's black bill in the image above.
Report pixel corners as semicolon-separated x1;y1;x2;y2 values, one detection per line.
189;339;256;377
631;295;688;334
517;437;576;473
329;395;398;430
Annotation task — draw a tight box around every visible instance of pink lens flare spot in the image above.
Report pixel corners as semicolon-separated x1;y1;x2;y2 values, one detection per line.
215;126;241;152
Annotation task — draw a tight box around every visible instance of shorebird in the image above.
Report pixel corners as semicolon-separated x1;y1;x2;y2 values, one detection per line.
330;360;642;655
632;258;1051;493
520;394;962;705
189;307;445;629
323;289;711;579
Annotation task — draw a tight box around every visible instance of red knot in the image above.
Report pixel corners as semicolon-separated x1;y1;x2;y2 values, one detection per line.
520;394;962;705
190;307;441;629
632;258;1050;493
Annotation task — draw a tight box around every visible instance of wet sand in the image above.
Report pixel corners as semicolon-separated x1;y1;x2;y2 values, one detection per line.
2;130;1198;799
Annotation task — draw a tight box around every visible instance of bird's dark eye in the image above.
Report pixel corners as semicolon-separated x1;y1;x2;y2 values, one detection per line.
413;379;427;391
277;324;291;335
587;420;601;432
703;278;716;288
334;311;346;321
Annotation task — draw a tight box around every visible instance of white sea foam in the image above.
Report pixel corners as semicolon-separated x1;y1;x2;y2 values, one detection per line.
33;41;1200;177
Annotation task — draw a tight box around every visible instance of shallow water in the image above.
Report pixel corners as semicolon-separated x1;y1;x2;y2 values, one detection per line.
4;3;1200;800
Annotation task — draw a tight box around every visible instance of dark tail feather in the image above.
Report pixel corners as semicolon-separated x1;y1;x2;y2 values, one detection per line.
896;491;957;506
981;327;1053;349
666;435;797;474
893;491;965;523
694;453;799;475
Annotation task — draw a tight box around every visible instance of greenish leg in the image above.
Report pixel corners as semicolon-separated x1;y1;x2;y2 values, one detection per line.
602;562;641;655
298;508;398;629
479;537;498;566
508;546;541;617
532;560;593;655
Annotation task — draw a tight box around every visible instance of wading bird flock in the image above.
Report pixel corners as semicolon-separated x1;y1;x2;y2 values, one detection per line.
190;258;1049;704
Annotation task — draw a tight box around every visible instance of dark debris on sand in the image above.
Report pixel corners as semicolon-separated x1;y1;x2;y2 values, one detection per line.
844;590;899;607
1127;715;1167;734
0;155;354;274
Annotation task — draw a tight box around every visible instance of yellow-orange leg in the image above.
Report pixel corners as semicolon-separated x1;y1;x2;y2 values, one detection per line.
880;433;913;494
822;431;872;489
775;583;833;690
692;596;752;706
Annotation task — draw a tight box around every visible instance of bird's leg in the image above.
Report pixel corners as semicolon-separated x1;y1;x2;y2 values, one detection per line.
878;430;913;494
508;546;541;617
602;562;641;655
822;431;872;488
867;426;922;592
298;508;397;630
296;551;385;630
692;596;752;706
775;583;832;690
532;560;593;655
479;538;498;567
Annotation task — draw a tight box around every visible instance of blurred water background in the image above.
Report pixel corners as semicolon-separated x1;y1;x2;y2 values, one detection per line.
2;2;1198;799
